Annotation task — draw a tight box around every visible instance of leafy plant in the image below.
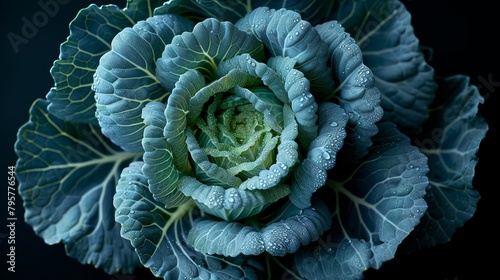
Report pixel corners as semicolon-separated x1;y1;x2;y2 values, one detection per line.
14;0;488;279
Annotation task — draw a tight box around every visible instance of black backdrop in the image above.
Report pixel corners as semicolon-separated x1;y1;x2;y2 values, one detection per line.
2;1;497;279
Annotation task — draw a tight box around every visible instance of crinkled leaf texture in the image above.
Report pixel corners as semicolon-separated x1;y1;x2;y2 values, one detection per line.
187;196;331;257
14;99;141;274
94;13;196;152
295;122;429;279
401;74;488;251
313;19;384;165
329;0;437;133
114;161;264;279
14;0;490;279
46;0;165;124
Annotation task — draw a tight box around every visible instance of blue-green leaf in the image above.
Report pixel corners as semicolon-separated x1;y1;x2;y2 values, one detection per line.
14;99;141;274
295;122;429;279
164;70;207;174
316;20;384;165
154;0;336;24
404;74;488;249
296;238;372;280
124;0;166;20
114;161;263;279
261;0;336;25
186;129;243;188
179;175;290;221
236;7;335;97
330;0;437;131
238;104;299;190
95;14;195;152
187;69;257;124
290;102;348;209
218;55;289;103
141;101;191;208
187;196;331;257
47;0;165;124
156;17;265;92
154;0;251;22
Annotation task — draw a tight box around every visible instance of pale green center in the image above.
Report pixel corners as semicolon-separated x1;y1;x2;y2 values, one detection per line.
194;92;278;181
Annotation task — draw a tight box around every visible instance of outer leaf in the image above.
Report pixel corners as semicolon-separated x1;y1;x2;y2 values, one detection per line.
261;0;336;25
154;0;250;22
156;17;265;92
95;14;195;152
124;0;166;20
154;0;336;25
236;7;335;97
295;122;429;279
296;239;372;280
187;196;331;257
114;161;264;279
330;0;437;132
47;0;165;124
15;99;141;274
315;20;383;165
404;74;488;250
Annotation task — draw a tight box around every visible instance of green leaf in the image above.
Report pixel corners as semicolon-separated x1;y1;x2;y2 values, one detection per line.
330;0;437;132
186;129;243;188
316;20;384;165
156;17;265;91
219;54;321;148
236;7;335;97
186;69;257;124
295;121;429;279
237;104;299;190
187;196;331;257
114;161;263;279
47;0;166;124
14;99;141;274
405;74;488;249
95;14;195;152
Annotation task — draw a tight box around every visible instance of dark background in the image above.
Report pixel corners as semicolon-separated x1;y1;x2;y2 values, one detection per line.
1;0;497;279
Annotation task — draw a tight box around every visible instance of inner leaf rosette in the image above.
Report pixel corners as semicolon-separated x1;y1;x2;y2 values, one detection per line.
103;9;352;259
136;12;352;225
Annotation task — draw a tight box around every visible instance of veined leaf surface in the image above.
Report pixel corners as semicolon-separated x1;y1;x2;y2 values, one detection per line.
15;99;142;274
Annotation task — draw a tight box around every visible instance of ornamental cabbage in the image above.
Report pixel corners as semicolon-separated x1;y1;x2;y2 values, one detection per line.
14;0;488;279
